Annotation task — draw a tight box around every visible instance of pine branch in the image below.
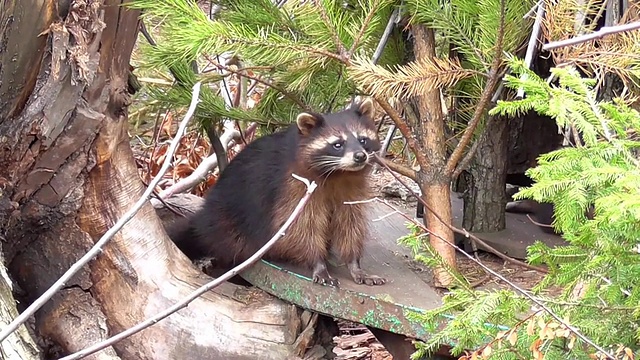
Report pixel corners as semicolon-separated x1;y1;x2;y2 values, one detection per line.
223;36;345;63
348;0;384;57
446;0;507;176
405;0;491;72
348;55;480;100
312;0;348;59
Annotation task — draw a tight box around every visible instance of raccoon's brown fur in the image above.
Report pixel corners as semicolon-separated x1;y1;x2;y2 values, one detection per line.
167;97;385;287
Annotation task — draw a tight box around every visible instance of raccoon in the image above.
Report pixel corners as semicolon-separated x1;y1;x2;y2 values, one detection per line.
167;97;386;287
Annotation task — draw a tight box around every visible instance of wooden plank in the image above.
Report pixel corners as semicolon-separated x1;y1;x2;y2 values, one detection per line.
240;192;563;339
240;201;443;341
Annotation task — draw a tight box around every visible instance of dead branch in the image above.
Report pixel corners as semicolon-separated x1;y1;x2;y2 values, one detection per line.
543;20;640;51
445;0;507;176
378;157;417;182
0;82;203;343
157;126;240;200
59;174;318;360
525;214;554;229
517;0;546;99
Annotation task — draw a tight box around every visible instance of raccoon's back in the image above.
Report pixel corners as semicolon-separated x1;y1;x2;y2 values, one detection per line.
185;126;301;262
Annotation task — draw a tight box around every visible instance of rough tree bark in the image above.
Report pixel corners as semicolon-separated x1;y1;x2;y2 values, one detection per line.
409;24;456;287
0;1;307;359
461;116;509;232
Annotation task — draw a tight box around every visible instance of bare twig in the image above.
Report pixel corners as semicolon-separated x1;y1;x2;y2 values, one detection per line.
211;53;240;172
157;127;240;200
446;0;507;176
0;82;203;344
378;157;417;181
379;124;397;157
516;0;546;99
542;21;640;51
369;6;402;64
59;174;318;360
523;0;542;19
374;97;429;168
359;6;403;162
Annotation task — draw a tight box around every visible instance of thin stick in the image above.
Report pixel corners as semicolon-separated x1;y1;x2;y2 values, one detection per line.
210;62;308;111
157;128;240;199
516;0;545;99
378;157;416;181
523;0;542;19
543;21;640;51
0;83;203;344
369;6;402;64
59;174;317;360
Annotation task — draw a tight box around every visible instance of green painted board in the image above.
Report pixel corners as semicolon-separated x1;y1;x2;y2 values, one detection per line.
239;192;560;341
240;201;443;341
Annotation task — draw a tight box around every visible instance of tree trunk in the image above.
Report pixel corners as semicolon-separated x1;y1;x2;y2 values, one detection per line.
461;116;509;232
507;111;563;181
409;24;457;287
0;1;306;359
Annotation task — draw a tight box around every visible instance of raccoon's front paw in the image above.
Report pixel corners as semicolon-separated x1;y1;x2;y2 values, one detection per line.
313;274;340;287
351;270;386;286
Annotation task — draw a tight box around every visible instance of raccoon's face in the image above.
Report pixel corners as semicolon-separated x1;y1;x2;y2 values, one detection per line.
297;97;381;177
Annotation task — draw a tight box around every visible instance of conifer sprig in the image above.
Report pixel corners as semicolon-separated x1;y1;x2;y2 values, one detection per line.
129;0;398;123
490;57;640;355
347;55;481;100
401;57;640;359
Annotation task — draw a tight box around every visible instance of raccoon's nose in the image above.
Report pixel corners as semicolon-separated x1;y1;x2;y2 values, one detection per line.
353;151;367;163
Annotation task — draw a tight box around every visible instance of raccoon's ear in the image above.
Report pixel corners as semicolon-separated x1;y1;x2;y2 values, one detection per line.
353;96;375;119
296;112;324;135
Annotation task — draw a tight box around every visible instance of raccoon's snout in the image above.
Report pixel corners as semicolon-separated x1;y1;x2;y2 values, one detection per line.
353;151;367;164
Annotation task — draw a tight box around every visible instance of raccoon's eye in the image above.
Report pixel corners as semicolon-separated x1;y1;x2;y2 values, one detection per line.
358;137;368;146
332;141;344;150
